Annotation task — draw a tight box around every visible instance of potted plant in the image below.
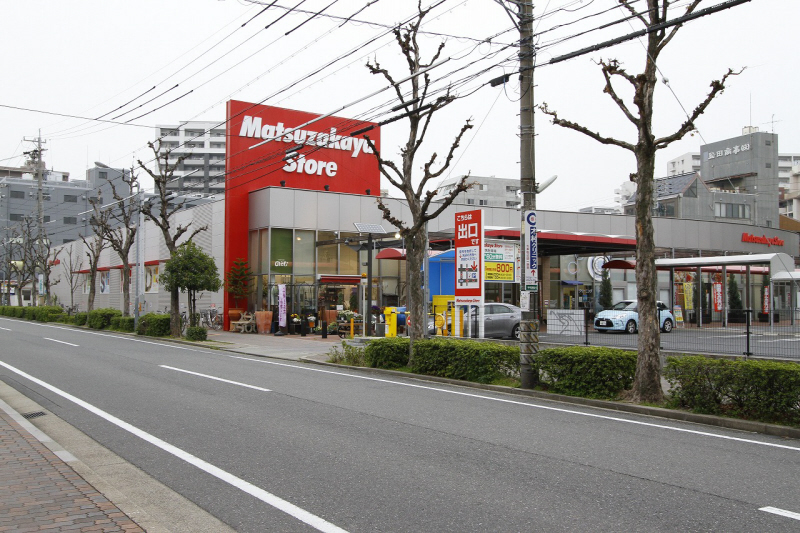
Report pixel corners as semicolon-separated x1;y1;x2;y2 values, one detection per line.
225;258;252;322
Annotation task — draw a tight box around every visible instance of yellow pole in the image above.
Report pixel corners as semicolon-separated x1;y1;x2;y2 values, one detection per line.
350;318;354;338
451;306;455;337
459;308;464;337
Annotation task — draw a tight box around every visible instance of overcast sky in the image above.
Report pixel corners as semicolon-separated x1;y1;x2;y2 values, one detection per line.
2;0;795;212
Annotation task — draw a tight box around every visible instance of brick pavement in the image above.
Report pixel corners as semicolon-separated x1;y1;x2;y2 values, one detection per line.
0;410;143;533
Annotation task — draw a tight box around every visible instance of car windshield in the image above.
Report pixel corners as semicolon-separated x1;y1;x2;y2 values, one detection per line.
611;301;637;311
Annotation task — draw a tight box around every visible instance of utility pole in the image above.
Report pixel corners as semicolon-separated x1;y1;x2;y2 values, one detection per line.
518;1;539;389
23;131;46;306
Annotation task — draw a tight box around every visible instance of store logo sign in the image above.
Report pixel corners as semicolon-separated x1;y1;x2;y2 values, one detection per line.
741;233;784;247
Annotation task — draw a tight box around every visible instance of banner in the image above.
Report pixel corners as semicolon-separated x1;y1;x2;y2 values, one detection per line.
99;271;110;295
683;283;694;310
278;284;287;327
485;262;515;281
145;266;159;293
454;209;483;305
524;211;538;291
483;242;517;282
712;282;723;312
763;285;770;312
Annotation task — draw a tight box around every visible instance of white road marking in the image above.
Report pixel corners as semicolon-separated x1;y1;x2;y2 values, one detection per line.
161;365;271;392
0;327;11;331
44;338;79;347
760;507;800;521
0;359;347;533
223;354;800;453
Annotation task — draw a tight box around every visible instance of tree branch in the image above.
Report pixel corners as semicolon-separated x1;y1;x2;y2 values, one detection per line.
657;0;701;54
540;102;635;151
599;59;639;126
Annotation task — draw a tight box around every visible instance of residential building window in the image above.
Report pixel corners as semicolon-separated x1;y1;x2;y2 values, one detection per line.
160;128;179;137
64;194;78;202
99;171;107;180
766;163;772;168
506;200;518;207
43;216;50;223
714;203;750;219
765;140;771;146
506;185;519;193
10;213;23;221
479;199;488;206
466;199;475;205
10;190;24;199
64;217;77;224
475;184;487;191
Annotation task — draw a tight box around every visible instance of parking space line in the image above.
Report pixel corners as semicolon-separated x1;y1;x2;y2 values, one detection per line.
44;338;79;347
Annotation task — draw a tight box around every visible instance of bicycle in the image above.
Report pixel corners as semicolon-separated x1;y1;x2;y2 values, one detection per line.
180;311;188;335
199;308;222;330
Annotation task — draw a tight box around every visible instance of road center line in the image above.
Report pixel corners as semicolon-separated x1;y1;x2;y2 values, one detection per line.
44;338;79;347
224;354;800;453
160;365;271;392
759;507;800;521
0;359;347;533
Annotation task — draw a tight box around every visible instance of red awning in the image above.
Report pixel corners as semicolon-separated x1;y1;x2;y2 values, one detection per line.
603;259;770;274
76;269;91;274
97;266;111;272
144;260;161;266
318;275;364;284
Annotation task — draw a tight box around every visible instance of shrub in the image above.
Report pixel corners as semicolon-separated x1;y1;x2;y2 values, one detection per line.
665;356;800;425
536;346;637;399
117;317;135;332
412;339;519;384
327;342;366;366
74;312;88;326
186;326;207;341
110;317;121;330
60;315;76;325
365;337;410;369
47;312;66;323
87;308;122;330
137;313;171;337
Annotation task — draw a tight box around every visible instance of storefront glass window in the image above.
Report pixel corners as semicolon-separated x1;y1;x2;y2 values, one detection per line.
317;231;337;274
270;228;293;275
294;275;315;315
248;231;259;275
339;232;359;274
294;230;315;275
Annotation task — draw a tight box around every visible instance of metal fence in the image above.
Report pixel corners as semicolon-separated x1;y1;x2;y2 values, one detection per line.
539;306;800;360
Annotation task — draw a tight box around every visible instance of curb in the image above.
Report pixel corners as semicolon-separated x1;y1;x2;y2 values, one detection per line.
298;357;800;440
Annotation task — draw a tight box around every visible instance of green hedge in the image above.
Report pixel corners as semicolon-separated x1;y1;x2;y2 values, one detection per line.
186;326;207;341
536;346;637;399
365;337;411;369
0;305;63;322
665;356;800;426
74;312;88;326
137;313;171;337
411;339;519;384
87;308;122;330
109;316;135;332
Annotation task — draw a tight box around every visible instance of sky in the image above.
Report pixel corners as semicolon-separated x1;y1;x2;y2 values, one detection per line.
1;0;796;213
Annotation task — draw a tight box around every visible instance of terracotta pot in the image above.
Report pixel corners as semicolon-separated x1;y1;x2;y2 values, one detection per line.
228;308;244;322
255;311;272;333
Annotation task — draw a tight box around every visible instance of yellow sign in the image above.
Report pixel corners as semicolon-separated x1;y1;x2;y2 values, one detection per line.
485;261;515;281
683;283;694;310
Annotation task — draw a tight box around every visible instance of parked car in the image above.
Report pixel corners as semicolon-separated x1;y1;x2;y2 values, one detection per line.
428;303;521;339
593;300;674;334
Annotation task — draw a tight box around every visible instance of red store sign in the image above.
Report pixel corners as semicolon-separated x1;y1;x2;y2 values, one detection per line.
741;233;784;247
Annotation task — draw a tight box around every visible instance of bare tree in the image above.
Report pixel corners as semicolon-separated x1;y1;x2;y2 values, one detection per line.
138;140;208;336
30;226;60;305
363;5;473;360
18;217;40;306
81;205;111;313
4;227;30;306
540;0;738;403
63;242;83;311
91;167;139;316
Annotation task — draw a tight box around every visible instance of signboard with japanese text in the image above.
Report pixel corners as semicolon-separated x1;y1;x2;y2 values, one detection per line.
485;261;515;281
279;284;287;327
524;210;538;291
454;209;483;305
712;283;723;312
483;241;517;283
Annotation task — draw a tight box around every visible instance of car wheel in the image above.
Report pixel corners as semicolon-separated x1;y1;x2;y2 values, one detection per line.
661;318;673;333
625;320;637;334
512;324;520;340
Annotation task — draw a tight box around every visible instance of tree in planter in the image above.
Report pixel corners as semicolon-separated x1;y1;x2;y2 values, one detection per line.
599;268;613;310
540;1;740;403
225;258;252;313
160;241;221;329
363;5;473;364
727;274;744;322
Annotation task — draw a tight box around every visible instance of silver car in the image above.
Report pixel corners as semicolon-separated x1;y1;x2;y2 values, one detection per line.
429;303;522;339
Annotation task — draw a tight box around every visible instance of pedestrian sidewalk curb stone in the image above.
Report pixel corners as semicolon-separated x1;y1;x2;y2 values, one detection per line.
298;357;800;440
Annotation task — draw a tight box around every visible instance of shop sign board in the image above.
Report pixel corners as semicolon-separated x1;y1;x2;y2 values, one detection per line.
484;242;516;283
523;210;538;291
455;209;483;305
712;282;723;312
278;284;287;327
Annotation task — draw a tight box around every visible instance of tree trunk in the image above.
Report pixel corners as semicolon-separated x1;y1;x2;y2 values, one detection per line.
405;227;428;365
121;267;131;316
88;277;96;312
171;286;181;336
631;145;663;403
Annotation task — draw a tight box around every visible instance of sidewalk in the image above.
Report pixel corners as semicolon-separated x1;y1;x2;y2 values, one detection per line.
202;328;342;362
0;402;144;532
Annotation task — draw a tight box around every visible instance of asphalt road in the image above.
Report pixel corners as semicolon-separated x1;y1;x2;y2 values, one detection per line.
2;317;800;532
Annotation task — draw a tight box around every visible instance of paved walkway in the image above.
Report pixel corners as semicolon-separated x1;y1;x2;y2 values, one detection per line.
0;406;144;532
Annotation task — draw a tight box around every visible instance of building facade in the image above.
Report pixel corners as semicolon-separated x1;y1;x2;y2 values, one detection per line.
155;121;227;196
433;175;521;209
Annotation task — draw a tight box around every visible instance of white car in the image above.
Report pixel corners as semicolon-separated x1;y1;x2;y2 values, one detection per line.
594;300;674;334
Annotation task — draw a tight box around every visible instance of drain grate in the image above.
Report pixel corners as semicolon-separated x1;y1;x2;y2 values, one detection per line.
22;411;46;420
